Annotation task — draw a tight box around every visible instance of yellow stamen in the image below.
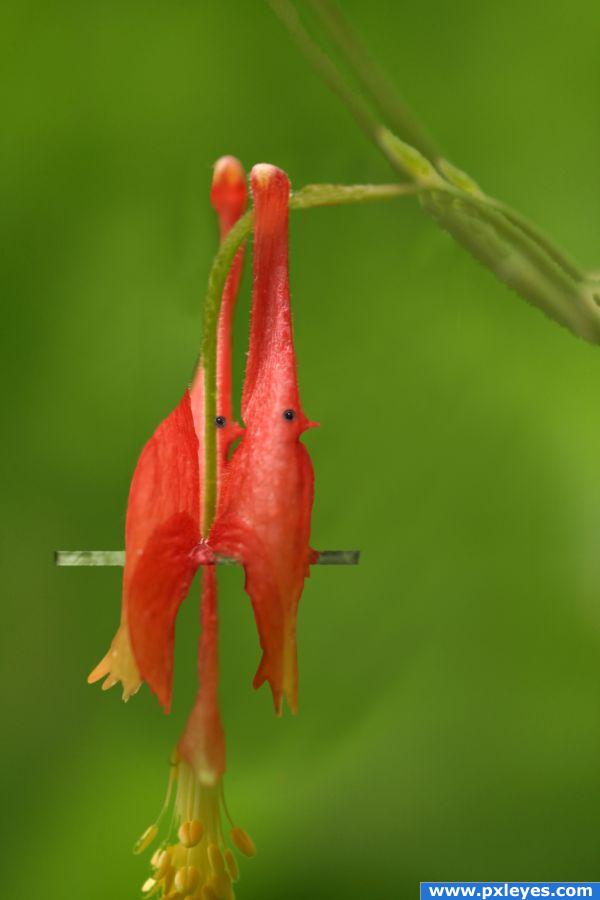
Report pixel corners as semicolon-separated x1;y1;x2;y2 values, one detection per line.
230;827;256;858
163;864;176;894
154;848;172;880
137;758;253;898
134;824;158;855
224;849;239;882
142;877;157;893
174;865;201;896
178;819;204;848
208;873;234;900
207;844;226;878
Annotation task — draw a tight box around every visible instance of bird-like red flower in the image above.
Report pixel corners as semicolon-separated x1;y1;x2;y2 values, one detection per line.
210;163;317;715
90;156;257;899
88;158;318;900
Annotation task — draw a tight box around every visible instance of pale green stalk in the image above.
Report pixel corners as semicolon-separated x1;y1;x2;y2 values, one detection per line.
377;129;600;341
269;0;600;343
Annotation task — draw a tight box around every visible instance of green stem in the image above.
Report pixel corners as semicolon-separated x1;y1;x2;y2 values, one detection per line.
270;1;600;343
201;181;418;532
201;211;252;537
291;181;417;209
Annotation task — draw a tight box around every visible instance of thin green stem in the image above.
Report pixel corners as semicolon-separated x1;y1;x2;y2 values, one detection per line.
201;181;419;531
270;1;600;345
201;210;252;536
291;181;418;209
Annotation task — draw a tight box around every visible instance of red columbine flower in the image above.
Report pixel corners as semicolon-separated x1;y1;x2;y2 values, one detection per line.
210;163;317;715
89;155;256;898
88;156;247;713
89;157;319;900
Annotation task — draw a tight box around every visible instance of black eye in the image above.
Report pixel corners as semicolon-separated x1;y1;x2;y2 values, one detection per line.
283;409;295;421
215;416;226;428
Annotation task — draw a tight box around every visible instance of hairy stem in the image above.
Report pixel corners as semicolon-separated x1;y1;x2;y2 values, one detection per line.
269;0;600;344
291;181;417;209
201;181;418;531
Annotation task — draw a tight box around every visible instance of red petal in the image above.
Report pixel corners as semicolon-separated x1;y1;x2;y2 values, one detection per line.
125;390;200;712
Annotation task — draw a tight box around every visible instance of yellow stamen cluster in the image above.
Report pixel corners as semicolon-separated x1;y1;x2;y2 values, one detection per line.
137;756;255;900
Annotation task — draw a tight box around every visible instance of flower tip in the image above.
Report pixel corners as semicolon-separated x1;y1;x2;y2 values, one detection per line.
213;154;245;184
283;693;299;716
133;824;158;855
250;163;291;201
250;164;291;223
271;688;298;716
251;162;278;183
230;827;257;858
86;667;101;685
211;156;247;219
271;687;284;717
224;849;240;882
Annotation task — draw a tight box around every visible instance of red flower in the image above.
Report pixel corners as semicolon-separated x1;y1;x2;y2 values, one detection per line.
88;156;247;713
131;157;255;900
210;164;318;715
88;159;319;899
90;156;256;898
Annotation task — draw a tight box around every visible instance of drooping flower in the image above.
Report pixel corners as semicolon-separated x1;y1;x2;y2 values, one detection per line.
129;158;255;900
89;158;323;900
210;163;317;715
87;156;247;712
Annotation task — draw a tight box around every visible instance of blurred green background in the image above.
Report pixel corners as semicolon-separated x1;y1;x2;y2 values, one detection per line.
3;0;600;896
